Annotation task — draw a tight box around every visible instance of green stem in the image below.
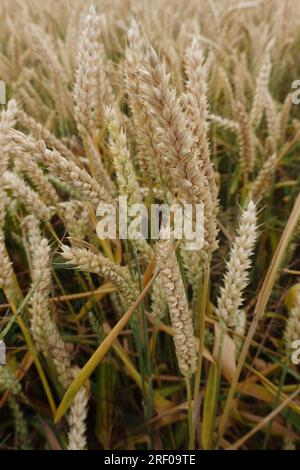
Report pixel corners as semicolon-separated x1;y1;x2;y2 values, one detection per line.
186;377;193;450
191;253;211;448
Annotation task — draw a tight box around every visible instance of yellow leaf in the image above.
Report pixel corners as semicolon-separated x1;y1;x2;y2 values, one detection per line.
213;323;236;383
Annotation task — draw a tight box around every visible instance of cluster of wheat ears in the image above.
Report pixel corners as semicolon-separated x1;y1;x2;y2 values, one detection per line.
0;0;300;451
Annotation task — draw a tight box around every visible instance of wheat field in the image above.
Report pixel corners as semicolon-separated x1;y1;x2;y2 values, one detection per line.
0;0;300;451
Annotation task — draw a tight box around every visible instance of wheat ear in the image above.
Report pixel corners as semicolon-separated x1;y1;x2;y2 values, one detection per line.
156;239;196;376
250;153;277;201
284;293;300;350
150;274;168;320
28;24;72;119
235;101;255;182
25;216;89;450
250;51;272;127
0;99;19;174
184;38;218;207
17;109;79;164
0;188;13;288
139;47;218;251
61;245;139;308
105;106;142;205
67;368;89;451
11;130;114;208
74;4;113;132
59;201;90;240
209;113;240;134
279;93;292;141
265;92;279;144
124;21;161;182
105;106;153;260
80;128;115;197
3;171;53;221
14;157;60;207
216;200;257;328
25;215;72;386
